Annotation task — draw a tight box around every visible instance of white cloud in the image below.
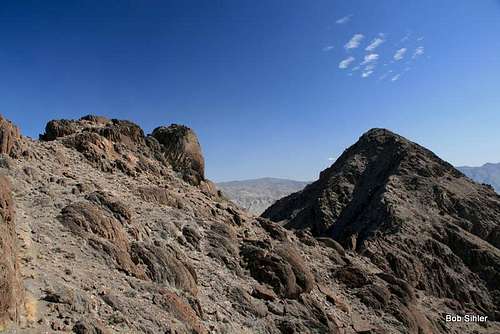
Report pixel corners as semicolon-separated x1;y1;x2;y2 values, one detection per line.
417;36;425;41
362;70;374;78
339;56;355;69
351;65;360;72
361;53;379;65
345;34;364;50
391;74;401;82
336;15;352;24
365;37;385;51
393;48;407;61
413;46;425;58
323;45;334;52
400;33;410;42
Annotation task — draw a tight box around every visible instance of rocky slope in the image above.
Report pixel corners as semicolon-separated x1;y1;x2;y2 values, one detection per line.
458;163;500;193
0;116;498;333
217;178;309;215
264;128;500;333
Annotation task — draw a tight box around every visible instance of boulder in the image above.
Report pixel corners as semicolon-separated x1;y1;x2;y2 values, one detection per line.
130;242;198;295
58;202;142;278
40;119;79;141
151;124;205;185
0;115;22;157
240;241;314;299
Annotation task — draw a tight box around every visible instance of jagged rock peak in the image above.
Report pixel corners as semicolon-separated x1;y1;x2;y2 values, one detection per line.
263;128;500;322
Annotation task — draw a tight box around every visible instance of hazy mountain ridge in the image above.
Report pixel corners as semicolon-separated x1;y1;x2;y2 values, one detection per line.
458;162;500;192
217;178;309;214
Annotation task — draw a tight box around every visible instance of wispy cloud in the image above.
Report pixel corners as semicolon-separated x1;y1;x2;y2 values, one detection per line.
412;46;425;58
393;48;407;61
336;15;352;24
379;70;393;81
391;74;401;82
417;36;425;41
339;56;355;69
400;33;411;43
365;35;385;51
323;45;334;52
362;70;374;78
361;53;379;65
345;34;364;50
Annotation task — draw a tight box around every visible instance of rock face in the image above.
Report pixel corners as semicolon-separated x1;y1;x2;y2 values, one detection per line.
2;116;500;334
0;115;22;157
0;175;23;329
264;128;500;328
151;125;205;186
217;178;309;214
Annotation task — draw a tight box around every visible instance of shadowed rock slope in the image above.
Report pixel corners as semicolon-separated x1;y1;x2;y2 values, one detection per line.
264;128;500;332
1;116;499;333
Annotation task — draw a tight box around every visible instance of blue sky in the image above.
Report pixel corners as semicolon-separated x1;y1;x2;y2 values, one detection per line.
1;1;499;181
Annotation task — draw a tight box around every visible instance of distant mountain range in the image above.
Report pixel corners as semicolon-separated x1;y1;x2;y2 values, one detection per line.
216;178;309;214
458;162;500;192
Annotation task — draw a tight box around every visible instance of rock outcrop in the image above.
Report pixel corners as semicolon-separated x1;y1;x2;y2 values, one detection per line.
263;128;500;328
151;124;205;185
0;115;22;157
0;175;23;329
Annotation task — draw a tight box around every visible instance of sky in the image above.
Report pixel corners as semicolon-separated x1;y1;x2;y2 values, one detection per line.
1;1;500;182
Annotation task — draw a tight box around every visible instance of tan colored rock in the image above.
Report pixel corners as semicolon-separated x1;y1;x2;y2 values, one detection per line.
0;115;21;157
154;289;206;334
59;202;144;278
152;124;205;185
130;242;199;295
0;175;23;328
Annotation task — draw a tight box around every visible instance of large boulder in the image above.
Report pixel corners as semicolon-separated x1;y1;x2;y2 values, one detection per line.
40;119;80;141
0;115;22;157
240;241;315;299
151;125;205;185
59;202;144;278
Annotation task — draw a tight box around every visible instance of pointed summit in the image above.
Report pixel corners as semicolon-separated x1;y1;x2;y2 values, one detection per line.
263;128;500;320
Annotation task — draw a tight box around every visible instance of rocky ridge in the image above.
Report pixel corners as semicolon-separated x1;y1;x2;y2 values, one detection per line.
0;116;498;333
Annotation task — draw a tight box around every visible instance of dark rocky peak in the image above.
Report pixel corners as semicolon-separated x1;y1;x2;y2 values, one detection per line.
151;124;205;186
263;128;500;320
